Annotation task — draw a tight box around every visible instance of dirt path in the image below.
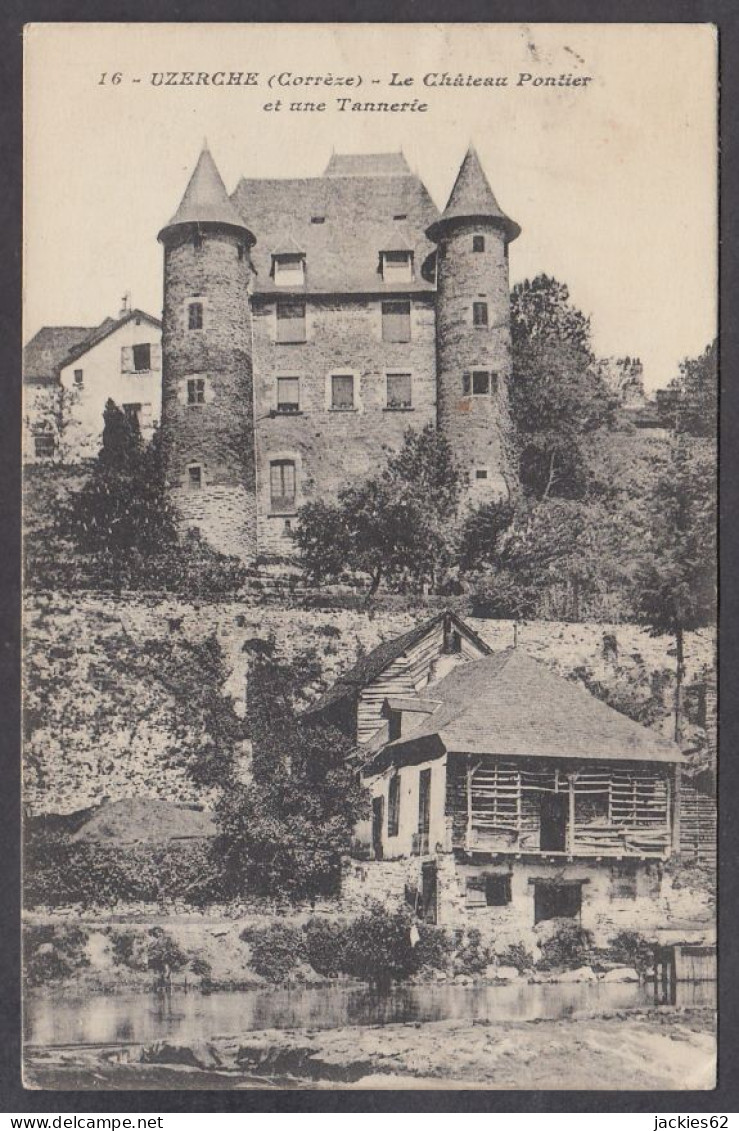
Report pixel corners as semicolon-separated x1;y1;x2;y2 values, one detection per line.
25;1008;716;1091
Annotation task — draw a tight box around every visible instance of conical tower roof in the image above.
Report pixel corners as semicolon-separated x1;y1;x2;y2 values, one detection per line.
426;145;520;243
158;143;254;243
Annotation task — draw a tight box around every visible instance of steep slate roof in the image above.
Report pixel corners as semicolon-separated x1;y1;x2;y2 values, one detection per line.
230;155;440;296
160;143;253;239
366;649;683;771
426;144;520;244
324;152;413;178
304;610;492;719
23;326;94;383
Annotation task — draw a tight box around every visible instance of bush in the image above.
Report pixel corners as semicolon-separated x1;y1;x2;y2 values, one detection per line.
497;942;534;973
110;931;149;971
241;922;306;983
303;917;347;978
24;924;90;987
414;922;455;972
454;928;493;976
340;903;421;991
537;919;594;969
146;929;188;973
608;929;654;973
189;957;212;981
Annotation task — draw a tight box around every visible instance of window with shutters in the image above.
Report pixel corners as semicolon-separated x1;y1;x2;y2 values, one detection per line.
276;376;300;413
381;250;413;283
187;377;206;406
132;344;151;372
382;300;411;342
272;253;306;286
270;459;297;512
331;374;355;411
276;299;306;343
386;372;412;410
473;302;489;327
388;773;401;838
188;302;203;330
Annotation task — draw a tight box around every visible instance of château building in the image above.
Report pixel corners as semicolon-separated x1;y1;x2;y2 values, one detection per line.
158;143;521;560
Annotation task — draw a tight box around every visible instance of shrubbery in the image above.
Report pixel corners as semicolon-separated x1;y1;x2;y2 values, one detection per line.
537;919;594;969
23;831;227;909
496;942;534;973
607;929;654;973
24;924;90;987
242;906;454;989
240;922;307;983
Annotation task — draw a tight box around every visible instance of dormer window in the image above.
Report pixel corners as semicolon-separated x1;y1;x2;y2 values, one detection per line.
381;250;413;284
272;253;306;286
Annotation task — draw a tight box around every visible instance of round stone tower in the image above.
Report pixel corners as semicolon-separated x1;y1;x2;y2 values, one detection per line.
158;142;257;560
427;145;521;502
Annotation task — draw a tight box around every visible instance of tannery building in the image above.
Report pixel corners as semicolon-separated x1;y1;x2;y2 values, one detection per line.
306;612;690;946
157;143;520;560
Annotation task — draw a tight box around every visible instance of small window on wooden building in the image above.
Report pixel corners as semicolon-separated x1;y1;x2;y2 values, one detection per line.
388;773;401;837
473;302;489;327
382;301;411;343
276;299;306;343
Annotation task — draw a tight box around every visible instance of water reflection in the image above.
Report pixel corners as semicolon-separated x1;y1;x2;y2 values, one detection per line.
24;979;716;1049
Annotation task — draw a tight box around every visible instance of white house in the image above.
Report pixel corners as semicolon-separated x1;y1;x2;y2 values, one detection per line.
23;306;162;463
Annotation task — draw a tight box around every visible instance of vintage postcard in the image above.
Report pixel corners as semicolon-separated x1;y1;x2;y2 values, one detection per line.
22;23;717;1090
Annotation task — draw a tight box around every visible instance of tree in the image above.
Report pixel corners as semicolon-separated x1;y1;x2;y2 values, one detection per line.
509;276;618;500
54;399;247;595
636;436;716;741
294;425;464;598
216;640;368;902
661;339;717;438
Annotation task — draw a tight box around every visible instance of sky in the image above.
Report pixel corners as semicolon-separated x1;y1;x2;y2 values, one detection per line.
24;23;717;391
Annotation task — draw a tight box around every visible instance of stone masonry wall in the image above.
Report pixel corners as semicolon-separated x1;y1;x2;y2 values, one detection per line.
23;592;715;817
435;221;515;501
161;227;256;557
252;295;437;556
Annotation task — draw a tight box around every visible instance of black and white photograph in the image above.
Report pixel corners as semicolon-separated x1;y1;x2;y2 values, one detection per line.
21;22;718;1091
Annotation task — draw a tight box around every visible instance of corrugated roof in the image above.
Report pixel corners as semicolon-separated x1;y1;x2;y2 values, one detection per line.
368;649;683;770
231;166;439;295
324;152;412;178
304;611;491;719
23;326;94;383
427;144;520;243
160;143;253;239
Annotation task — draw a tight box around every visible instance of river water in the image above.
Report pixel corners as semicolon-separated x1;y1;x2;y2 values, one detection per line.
24;979;716;1049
